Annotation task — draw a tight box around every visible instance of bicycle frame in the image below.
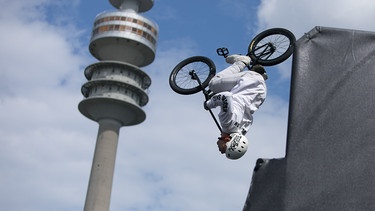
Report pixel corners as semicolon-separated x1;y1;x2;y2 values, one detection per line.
217;43;276;69
248;43;276;62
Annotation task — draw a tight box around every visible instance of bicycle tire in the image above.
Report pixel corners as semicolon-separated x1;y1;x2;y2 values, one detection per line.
169;56;216;95
248;28;296;66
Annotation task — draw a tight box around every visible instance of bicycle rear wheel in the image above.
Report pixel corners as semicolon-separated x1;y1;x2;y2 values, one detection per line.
248;28;296;66
169;56;216;95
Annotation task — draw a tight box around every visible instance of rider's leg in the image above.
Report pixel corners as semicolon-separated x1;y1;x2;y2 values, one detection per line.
208;55;251;93
208;61;247;93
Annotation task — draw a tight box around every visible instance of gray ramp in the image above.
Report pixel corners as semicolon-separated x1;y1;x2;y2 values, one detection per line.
243;159;286;211
244;26;375;211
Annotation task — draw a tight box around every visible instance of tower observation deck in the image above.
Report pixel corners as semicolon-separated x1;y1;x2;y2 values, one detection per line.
78;0;158;210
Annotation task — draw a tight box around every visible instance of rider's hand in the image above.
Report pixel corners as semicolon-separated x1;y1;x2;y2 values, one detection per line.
217;133;231;154
217;139;227;154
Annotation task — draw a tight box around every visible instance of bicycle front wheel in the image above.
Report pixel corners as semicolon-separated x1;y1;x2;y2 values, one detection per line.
248;28;296;66
169;56;216;95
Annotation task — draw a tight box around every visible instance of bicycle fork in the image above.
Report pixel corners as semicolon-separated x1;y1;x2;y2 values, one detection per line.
189;70;222;133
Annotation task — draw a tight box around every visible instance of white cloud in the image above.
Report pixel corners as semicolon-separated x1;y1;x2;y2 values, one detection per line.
257;0;375;38
0;0;92;210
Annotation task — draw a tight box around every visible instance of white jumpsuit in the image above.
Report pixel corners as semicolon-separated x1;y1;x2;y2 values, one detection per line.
206;62;267;134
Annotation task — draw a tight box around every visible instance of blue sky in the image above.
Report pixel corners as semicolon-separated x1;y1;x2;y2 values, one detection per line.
1;0;375;210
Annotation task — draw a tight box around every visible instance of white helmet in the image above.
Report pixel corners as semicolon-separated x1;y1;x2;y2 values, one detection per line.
225;133;248;160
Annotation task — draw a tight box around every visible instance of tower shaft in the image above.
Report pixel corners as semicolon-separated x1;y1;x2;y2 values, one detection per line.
84;119;120;211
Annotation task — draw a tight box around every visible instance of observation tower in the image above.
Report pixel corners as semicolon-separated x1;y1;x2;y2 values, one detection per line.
78;0;158;210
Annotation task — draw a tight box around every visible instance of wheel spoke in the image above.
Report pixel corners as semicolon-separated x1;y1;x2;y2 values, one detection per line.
174;61;210;90
248;28;295;66
253;34;291;60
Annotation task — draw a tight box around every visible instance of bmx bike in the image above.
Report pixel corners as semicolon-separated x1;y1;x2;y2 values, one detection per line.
168;28;296;132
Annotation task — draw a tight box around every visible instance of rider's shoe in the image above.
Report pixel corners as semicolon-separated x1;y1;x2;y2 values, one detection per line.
225;54;251;66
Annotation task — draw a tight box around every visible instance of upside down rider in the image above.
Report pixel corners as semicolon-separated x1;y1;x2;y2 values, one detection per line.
204;54;267;160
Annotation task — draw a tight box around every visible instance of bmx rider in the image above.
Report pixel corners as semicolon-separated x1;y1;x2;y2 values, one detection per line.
204;54;267;160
